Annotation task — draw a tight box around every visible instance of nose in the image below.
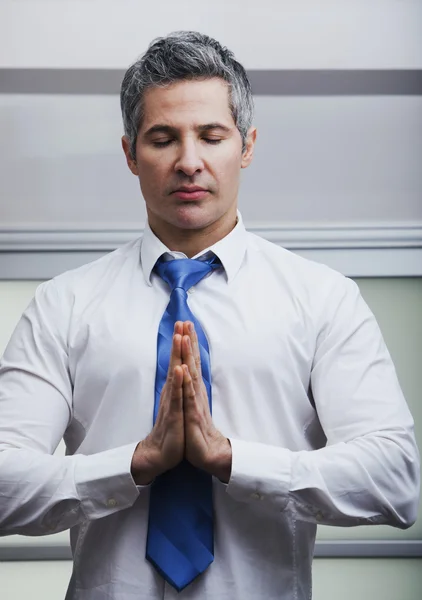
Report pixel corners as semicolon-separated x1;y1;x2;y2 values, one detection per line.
174;139;204;177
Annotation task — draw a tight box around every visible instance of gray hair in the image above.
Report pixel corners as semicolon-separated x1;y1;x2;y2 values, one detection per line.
120;31;254;159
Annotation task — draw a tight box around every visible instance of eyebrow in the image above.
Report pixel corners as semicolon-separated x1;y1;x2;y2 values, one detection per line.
143;122;232;137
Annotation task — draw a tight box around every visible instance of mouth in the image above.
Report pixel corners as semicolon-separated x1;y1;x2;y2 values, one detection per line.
171;188;209;201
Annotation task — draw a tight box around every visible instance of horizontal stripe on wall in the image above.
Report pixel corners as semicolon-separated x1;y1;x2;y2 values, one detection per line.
0;69;421;95
0;540;420;561
0;223;421;279
1;223;420;251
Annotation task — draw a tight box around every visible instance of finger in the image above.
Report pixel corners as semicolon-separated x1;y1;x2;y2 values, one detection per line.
182;364;196;408
167;332;182;376
182;335;200;386
186;321;202;376
170;365;184;410
174;321;184;336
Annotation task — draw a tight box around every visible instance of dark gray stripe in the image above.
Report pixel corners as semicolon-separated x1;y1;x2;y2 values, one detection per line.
0;545;72;561
0;69;421;95
249;69;422;96
0;69;124;95
314;540;422;558
0;541;421;561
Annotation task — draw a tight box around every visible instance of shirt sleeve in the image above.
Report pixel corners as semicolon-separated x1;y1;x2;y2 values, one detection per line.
226;276;420;528
0;279;140;537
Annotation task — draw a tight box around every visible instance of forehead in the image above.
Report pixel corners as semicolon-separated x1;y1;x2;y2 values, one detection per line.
140;78;234;130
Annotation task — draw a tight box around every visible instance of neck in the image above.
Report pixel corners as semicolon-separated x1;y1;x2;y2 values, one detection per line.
148;211;238;258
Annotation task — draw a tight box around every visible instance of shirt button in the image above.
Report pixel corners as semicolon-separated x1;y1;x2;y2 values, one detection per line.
316;511;323;522
251;492;261;500
107;498;117;508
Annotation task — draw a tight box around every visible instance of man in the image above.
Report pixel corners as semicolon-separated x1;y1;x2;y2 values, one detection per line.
0;31;419;599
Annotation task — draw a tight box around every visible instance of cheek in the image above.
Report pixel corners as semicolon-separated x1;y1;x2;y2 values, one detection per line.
214;155;241;185
137;158;166;191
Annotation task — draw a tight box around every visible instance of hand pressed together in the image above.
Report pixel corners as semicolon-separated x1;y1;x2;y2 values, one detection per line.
131;321;232;485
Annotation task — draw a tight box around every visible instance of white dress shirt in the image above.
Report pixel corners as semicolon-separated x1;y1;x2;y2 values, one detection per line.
0;211;419;600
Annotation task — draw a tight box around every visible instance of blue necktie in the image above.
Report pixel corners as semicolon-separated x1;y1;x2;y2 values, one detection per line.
146;254;221;592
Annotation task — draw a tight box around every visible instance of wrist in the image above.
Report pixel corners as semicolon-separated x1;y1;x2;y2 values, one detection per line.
205;438;232;484
131;440;162;485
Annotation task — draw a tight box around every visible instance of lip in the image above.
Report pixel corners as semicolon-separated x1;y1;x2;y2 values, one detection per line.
172;188;209;200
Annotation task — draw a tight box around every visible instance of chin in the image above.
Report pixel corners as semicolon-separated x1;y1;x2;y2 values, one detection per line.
171;204;217;230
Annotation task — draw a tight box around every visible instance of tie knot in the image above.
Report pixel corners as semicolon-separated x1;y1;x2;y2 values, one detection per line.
154;255;221;292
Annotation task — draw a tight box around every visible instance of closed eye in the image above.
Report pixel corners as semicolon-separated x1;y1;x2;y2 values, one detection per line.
152;138;222;147
152;140;172;147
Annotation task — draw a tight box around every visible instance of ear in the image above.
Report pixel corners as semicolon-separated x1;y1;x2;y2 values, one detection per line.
241;127;257;169
121;135;139;176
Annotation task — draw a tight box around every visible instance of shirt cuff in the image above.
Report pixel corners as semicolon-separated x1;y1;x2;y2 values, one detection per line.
225;438;292;510
75;442;140;520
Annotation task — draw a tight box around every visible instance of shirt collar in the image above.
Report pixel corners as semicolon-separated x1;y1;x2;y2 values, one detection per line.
140;209;247;286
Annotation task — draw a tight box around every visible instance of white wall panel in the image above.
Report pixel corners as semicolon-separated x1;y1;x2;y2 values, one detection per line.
244;96;422;222
312;558;422;600
1;95;421;226
0;0;421;69
2;559;422;600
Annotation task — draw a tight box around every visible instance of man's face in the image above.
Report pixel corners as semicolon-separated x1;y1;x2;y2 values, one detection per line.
122;78;255;235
